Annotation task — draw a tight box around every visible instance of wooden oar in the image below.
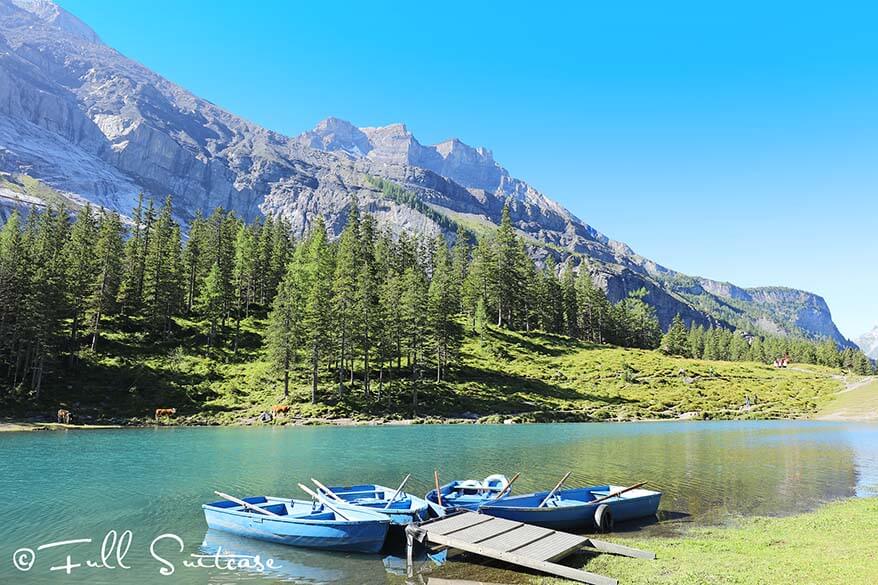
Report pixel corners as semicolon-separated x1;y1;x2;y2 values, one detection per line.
538;471;572;508
214;491;281;517
490;472;520;501
298;483;353;521
310;478;346;503
591;482;647;505
383;474;412;509
434;470;443;507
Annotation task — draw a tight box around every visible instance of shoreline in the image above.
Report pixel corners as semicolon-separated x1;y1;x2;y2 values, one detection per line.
2;411;864;433
540;497;878;585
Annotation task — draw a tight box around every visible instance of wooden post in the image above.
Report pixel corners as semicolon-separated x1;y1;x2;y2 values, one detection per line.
434;470;443;507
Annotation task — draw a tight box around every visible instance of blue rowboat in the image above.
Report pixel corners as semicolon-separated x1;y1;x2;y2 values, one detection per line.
320;484;431;525
479;485;662;532
202;495;391;553
425;475;510;512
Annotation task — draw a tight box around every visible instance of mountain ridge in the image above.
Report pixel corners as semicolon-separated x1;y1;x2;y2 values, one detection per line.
857;326;878;360
0;0;853;346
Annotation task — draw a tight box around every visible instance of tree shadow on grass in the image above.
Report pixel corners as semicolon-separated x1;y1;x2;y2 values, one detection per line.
42;355;211;420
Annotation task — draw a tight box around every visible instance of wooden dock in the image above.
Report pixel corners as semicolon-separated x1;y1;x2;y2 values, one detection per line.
406;511;653;585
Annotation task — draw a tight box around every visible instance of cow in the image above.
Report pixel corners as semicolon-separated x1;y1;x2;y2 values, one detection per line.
155;408;177;420
57;409;71;424
271;405;290;415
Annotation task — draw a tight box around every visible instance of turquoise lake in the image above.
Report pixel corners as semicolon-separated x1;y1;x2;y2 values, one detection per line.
2;421;878;584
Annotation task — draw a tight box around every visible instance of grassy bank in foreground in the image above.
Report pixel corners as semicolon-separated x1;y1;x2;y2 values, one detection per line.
3;315;844;425
547;498;878;585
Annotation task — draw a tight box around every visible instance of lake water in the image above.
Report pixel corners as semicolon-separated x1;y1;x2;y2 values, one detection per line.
2;421;878;584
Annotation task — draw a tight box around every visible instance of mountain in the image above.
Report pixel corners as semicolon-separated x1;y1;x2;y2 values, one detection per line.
857;327;878;360
0;0;852;345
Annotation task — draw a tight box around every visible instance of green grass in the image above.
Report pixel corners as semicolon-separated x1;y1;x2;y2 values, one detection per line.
816;378;878;420
542;498;878;585
0;173;79;209
14;316;843;425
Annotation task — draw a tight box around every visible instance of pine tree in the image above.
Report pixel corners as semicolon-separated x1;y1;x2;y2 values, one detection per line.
198;262;224;348
267;217;291;305
332;202;361;394
561;263;578;337
143;197;183;334
661;314;689;356
617;288;661;349
495;204;520;327
462;235;497;331
687;325;705;359
428;236;461;381
401;264;428;412
0;211;29;390
357;213;381;398
575;270;611;344
729;333;751;362
63;204;98;347
302;219;335;404
450;225;470;315
183;211;208;315
264;241;309;397
26;208;70;396
232;223;257;351
118;195;152;316
748;336;765;363
88;211;124;350
816;339;840;367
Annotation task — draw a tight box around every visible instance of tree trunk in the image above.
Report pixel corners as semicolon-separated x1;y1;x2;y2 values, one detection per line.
91;308;102;351
363;346;371;399
311;346;319;404
283;354;290;398
378;366;384;401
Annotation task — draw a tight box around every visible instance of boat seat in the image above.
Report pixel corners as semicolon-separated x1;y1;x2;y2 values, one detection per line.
288;511;335;521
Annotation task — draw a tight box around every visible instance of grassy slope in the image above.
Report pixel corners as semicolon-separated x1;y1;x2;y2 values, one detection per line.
816;378;878;421
553;498;878;585
0;173;80;209
21;315;842;425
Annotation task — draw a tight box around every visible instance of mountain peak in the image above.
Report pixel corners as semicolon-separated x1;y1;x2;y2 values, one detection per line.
299;117;371;157
9;0;101;44
857;326;878;359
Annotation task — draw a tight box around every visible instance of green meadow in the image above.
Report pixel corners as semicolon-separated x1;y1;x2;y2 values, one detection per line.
21;315;843;425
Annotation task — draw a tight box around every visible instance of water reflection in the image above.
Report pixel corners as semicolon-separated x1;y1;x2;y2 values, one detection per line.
2;420;877;585
200;530;395;583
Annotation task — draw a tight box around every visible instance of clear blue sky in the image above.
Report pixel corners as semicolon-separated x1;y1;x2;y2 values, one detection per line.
58;0;877;340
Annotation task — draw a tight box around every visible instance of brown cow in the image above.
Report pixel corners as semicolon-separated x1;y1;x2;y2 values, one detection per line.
57;409;71;424
271;405;290;415
155;408;177;420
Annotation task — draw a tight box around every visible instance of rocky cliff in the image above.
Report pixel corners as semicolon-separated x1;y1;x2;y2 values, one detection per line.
0;0;852;344
857;327;878;359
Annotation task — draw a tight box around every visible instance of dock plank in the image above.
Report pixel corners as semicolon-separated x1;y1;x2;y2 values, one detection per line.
428;513;495;536
478;523;547;552
513;531;588;562
408;511;618;585
450;517;523;543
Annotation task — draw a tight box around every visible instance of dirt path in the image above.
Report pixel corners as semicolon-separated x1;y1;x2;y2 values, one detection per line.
815;377;878;421
0;421;123;432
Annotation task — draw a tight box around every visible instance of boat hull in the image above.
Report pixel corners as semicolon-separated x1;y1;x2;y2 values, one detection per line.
479;485;661;531
202;497;390;553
